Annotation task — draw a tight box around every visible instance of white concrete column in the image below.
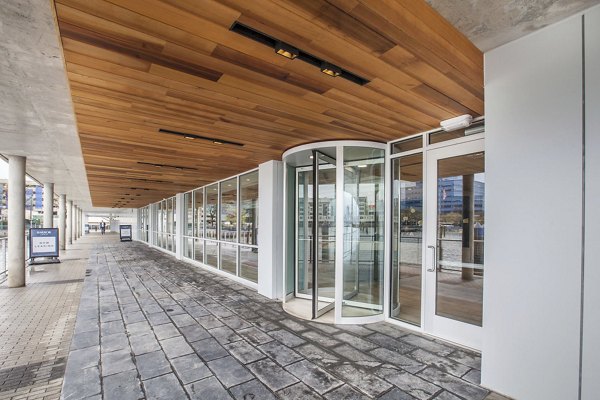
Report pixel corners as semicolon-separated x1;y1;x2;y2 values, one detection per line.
175;193;184;260
257;160;284;299
43;183;54;228
83;212;88;236
66;200;73;245
79;209;83;237
149;203;156;246
74;206;79;239
7;155;26;288
59;194;66;250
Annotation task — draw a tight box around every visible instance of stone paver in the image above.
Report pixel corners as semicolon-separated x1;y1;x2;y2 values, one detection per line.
0;235;91;400
54;237;509;400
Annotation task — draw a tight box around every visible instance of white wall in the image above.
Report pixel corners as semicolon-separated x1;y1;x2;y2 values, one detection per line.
482;13;585;400
582;6;600;399
257;160;284;299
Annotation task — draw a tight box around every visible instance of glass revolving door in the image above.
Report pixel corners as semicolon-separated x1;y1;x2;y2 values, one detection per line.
295;150;336;319
284;141;386;323
341;147;385;317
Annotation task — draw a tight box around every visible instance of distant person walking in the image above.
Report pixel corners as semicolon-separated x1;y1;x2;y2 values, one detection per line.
100;222;106;235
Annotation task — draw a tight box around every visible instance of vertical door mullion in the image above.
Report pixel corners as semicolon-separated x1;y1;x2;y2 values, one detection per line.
237;176;241;277
312;150;318;319
334;145;344;322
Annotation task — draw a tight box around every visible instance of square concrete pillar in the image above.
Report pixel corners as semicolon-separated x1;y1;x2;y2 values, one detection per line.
257;160;284;299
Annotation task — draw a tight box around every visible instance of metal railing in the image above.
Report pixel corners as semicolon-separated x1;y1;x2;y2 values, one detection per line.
0;238;7;281
0;235;31;283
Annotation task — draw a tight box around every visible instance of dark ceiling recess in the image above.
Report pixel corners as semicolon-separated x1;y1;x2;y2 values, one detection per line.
158;128;244;146
230;22;370;86
137;161;198;171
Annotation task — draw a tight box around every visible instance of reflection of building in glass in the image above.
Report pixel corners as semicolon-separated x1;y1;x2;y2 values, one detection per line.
438;176;485;214
399;181;423;212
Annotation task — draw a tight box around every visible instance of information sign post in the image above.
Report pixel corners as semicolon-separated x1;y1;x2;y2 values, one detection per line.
119;225;132;242
29;228;60;265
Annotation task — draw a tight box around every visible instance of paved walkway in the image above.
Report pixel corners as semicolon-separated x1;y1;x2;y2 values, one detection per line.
0;235;93;400
58;236;508;400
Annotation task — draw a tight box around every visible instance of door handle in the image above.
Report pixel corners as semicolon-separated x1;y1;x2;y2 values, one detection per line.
427;245;437;272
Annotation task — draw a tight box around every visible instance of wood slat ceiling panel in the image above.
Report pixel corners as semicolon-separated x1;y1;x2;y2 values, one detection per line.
52;0;483;208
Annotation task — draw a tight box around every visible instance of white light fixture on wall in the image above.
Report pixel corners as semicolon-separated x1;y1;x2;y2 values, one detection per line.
440;114;473;132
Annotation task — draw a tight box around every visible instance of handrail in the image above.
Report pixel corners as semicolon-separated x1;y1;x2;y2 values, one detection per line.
0;237;7;280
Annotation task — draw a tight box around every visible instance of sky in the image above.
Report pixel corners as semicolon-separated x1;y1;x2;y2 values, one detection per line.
0;159;8;179
0;158;41;184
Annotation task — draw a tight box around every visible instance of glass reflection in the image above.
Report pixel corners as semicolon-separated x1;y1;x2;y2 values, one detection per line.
220;178;237;242
220;242;237;274
240;246;258;283
436;152;485;326
194;239;204;264
342;147;384;317
391;154;423;325
206;185;218;240
240;172;258;246
206;240;218;267
296;170;313;296
194;188;204;238
184;192;193;236
184;238;193;259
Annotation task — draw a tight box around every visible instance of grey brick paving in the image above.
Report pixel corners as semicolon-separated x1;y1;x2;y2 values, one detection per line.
135;350;171;380
170;354;211;384
229;379;276;400
207;356;253;388
103;370;143;400
54;237;509;400
185;377;232;400
0;237;91;400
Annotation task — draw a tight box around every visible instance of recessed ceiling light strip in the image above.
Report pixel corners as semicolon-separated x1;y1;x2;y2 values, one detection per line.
137;161;198;171
158;128;244;146
230;22;369;86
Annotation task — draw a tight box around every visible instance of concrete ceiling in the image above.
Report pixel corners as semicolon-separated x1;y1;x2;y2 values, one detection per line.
0;0;93;210
427;0;600;51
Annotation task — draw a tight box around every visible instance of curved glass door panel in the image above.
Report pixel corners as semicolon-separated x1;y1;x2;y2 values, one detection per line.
342;147;385;317
285;141;386;323
296;169;313;297
314;151;336;318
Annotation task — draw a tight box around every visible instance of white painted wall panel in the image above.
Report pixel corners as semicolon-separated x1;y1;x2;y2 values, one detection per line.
582;5;600;399
482;15;583;400
258;160;284;299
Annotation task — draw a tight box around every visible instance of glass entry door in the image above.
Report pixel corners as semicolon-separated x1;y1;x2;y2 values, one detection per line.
425;139;485;349
295;150;336;319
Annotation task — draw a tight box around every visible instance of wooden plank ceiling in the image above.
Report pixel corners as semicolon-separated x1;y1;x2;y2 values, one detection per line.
52;0;483;208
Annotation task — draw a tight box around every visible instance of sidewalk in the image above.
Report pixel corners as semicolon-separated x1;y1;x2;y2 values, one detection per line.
0;234;95;400
59;237;507;400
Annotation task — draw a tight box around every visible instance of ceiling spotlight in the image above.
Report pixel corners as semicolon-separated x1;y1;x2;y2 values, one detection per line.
213;140;223;145
275;41;299;60
320;62;341;77
184;136;195;140
229;22;369;85
440;114;473;132
358;165;367;168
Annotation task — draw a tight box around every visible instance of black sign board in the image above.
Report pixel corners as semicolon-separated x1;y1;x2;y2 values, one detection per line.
120;225;132;242
29;228;60;265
